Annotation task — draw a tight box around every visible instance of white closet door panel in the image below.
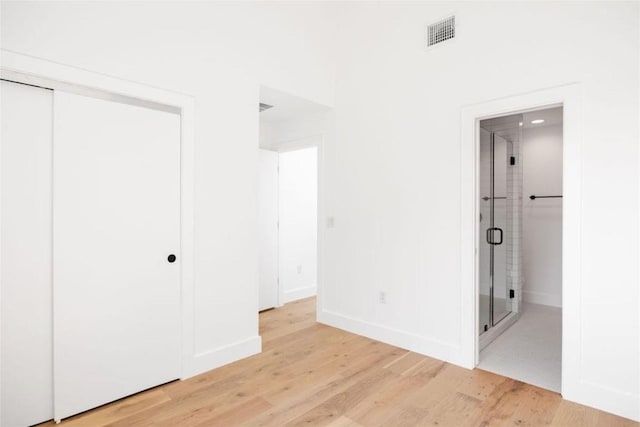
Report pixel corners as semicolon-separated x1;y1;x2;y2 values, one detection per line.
1;81;54;427
258;149;279;311
53;92;181;420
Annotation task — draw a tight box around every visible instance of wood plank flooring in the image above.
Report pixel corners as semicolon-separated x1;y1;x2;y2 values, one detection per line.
41;297;637;426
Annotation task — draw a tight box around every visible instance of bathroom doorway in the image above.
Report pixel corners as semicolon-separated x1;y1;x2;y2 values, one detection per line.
477;107;564;392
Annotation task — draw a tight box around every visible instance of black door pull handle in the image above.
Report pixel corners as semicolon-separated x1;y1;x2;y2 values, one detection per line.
486;228;503;245
494;228;503;245
168;254;176;263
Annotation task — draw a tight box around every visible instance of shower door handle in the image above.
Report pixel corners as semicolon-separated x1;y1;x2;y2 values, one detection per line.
494;227;503;245
486;227;503;245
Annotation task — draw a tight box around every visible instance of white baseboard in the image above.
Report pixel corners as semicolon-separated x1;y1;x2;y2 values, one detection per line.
185;335;261;378
282;284;317;304
523;290;562;307
564;379;640;422
317;309;463;367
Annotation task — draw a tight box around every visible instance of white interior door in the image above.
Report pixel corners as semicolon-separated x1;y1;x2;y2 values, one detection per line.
1;80;54;427
53;91;181;420
258;149;279;311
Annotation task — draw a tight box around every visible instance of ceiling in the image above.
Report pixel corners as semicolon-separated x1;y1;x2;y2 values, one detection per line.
259;86;330;123
480;106;563;142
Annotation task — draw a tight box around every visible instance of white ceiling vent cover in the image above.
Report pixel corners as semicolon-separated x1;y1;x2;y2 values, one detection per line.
427;15;455;48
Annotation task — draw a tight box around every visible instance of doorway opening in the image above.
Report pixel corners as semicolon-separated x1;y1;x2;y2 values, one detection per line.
477;106;564;393
257;86;330;316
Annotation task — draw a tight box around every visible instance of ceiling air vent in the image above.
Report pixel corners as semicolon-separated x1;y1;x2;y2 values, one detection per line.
427;15;455;48
259;102;273;112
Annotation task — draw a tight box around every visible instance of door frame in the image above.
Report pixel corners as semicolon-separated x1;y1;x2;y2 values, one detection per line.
0;50;197;379
460;83;582;400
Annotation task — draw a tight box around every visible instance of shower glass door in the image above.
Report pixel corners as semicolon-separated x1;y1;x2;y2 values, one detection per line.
479;128;513;335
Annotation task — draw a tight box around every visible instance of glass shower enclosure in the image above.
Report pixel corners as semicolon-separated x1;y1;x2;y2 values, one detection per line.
479;114;524;347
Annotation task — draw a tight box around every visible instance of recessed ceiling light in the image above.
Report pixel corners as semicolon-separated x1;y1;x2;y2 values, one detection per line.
531;119;545;124
518;122;523;127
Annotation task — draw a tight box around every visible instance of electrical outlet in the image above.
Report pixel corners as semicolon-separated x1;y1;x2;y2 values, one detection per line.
379;291;387;304
326;216;335;228
297;265;302;274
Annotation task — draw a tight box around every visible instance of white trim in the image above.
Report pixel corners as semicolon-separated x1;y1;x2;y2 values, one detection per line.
318;309;459;363
0;49;199;379
277;155;282;308
1;69;180;115
570;380;640;423
316;132;327;324
460;83;582;402
282;285;317;304
190;336;262;378
522;290;562;308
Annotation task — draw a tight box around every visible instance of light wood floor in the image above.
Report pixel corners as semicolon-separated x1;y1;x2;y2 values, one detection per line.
42;297;637;427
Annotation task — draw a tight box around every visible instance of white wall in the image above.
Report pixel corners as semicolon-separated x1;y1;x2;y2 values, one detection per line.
522;124;563;307
320;2;639;421
263;111;331;154
259;121;275;151
279;147;318;303
1;1;338;376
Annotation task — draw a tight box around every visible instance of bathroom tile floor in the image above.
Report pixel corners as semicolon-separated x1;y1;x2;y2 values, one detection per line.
478;302;562;392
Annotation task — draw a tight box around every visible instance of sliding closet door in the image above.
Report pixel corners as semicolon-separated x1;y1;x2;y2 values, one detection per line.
53;92;181;420
1;81;54;427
